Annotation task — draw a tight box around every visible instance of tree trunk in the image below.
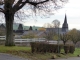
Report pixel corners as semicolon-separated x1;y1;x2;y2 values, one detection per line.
63;41;66;45
5;12;15;46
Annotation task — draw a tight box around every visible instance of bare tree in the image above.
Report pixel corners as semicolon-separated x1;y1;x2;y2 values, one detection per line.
60;33;70;45
0;0;68;46
44;30;56;41
43;23;53;28
52;19;60;28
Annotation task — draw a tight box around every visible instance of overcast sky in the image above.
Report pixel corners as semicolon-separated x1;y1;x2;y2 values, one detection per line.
0;0;79;30
22;0;80;30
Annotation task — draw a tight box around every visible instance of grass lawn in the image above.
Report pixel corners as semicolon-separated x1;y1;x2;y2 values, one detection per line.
0;45;31;53
0;45;80;60
70;48;80;56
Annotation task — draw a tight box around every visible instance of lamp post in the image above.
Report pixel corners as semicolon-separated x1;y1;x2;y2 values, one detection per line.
52;20;60;53
57;23;60;53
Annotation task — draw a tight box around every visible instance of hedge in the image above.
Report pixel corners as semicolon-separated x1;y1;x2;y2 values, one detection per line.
64;45;75;54
30;42;62;53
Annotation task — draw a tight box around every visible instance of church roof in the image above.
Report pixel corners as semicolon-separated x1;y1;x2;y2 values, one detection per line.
62;14;68;28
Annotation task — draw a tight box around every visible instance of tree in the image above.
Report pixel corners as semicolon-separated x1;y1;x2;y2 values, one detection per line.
52;20;60;53
0;0;68;46
43;23;53;28
18;24;23;30
68;29;80;45
38;27;46;31
60;33;69;45
29;26;33;30
44;30;56;41
53;35;58;40
52;19;60;28
76;31;80;44
22;33;36;39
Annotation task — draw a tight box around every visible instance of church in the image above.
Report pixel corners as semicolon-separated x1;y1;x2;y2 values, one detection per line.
46;14;68;34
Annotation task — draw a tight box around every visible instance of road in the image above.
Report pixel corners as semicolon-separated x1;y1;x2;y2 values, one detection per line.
0;53;29;60
0;53;80;60
49;57;80;60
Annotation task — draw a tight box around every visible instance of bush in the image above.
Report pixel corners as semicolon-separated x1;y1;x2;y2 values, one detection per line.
30;42;35;53
69;45;75;54
30;42;62;53
64;45;75;54
64;45;70;54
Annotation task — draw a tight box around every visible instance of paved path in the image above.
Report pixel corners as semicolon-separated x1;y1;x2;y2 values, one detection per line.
0;53;29;60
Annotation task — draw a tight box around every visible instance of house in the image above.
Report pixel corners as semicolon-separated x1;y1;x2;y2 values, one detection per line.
0;24;6;35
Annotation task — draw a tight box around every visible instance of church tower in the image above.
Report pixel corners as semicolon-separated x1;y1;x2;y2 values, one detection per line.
62;14;68;33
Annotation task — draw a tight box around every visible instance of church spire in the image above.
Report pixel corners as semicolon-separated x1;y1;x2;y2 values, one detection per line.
62;14;68;33
64;14;67;24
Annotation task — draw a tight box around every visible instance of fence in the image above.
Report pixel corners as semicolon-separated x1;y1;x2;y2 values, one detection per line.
0;36;60;45
0;36;5;40
0;36;46;43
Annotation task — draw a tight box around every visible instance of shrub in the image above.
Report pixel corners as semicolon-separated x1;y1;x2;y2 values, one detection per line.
30;42;35;53
64;45;70;54
69;45;75;54
30;42;62;53
64;45;75;54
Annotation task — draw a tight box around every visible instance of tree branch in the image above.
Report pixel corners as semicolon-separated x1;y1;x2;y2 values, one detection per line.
28;0;49;6
14;1;28;12
0;8;4;13
13;0;28;12
13;0;50;12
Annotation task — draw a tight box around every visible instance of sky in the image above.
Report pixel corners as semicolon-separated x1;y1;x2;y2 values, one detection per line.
22;0;80;30
0;0;79;30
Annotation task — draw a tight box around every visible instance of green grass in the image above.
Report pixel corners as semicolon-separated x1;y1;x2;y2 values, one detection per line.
0;45;31;53
0;45;80;60
72;48;80;56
